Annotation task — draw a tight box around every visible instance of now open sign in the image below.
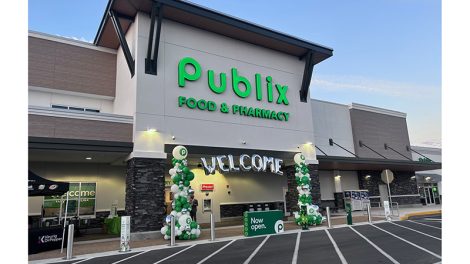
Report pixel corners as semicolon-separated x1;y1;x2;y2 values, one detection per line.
243;210;284;237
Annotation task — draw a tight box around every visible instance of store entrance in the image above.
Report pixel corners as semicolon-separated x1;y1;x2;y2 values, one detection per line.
424;187;436;205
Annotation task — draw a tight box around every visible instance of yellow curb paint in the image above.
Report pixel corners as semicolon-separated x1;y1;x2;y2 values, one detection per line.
399;210;442;220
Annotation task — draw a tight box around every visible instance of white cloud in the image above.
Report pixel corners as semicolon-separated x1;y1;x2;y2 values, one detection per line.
311;74;440;98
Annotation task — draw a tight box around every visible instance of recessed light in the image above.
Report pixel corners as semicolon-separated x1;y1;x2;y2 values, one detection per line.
86;157;92;160
147;128;157;133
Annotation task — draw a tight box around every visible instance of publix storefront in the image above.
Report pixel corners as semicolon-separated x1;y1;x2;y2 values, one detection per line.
92;0;332;233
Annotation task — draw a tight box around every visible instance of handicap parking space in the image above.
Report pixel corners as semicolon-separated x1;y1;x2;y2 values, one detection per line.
374;222;441;255
352;224;440;264
394;221;441;238
41;216;443;264
297;230;342;264
328;226;394;264
248;233;298;264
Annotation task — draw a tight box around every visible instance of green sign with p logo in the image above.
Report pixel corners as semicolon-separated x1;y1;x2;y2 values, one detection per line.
243;210;284;237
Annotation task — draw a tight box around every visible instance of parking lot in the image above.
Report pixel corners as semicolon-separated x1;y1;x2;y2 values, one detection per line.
35;215;442;264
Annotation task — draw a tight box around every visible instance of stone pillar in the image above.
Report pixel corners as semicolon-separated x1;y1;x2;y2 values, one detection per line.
285;165;298;215
308;164;321;205
125;157;166;233
285;164;322;215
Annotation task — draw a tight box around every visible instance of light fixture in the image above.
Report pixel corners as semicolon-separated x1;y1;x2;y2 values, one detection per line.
335;175;341;179
172;136;176;140
242;140;246;145
147;128;157;133
411;176;416;180
365;175;371;179
85;157;92;160
306;142;313;145
425;176;431;181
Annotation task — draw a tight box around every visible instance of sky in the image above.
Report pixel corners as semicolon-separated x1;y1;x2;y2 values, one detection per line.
28;0;441;147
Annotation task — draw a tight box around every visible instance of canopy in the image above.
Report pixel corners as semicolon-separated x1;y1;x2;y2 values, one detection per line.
28;170;69;197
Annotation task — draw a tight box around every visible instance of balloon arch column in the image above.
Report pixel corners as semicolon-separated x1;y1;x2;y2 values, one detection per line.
160;146;201;240
293;153;324;230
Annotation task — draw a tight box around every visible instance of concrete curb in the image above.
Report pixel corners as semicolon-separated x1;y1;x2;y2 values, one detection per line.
399;210;442;220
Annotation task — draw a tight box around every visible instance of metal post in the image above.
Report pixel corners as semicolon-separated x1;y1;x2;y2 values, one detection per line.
210;213;215;241
326;206;332;228
61;192;69;253
367;203;372;223
170;215;176;246
386;170;392;205
64;224;74;260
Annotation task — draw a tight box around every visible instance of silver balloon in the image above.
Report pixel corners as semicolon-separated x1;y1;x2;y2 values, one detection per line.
262;156;274;172
200;157;216;175
251;154;263;172
274;158;284;175
227;154;240;172
239;154;252;171
216;155;229;173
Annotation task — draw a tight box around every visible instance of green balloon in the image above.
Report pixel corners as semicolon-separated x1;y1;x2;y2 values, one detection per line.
187;172;195;181
175;201;182;207
190;222;197;229
183;180;190;187
166;229;171;236
301;176;309;184
315;216;322;225
175;206;182;212
183;233;189;240
182;166;190;174
190;234;197;240
184;203;190;209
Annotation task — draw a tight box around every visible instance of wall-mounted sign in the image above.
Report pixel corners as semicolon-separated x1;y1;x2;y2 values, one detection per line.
201;154;283;175
177;57;290;122
201;184;214;191
43;182;96;218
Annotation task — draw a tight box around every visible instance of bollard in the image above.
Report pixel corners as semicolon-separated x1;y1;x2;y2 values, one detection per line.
367;203;372;223
64;224;74;260
210;212;215;241
170;215;176;246
326;207;332;228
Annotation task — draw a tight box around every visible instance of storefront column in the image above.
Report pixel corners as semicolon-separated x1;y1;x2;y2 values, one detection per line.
125;157;166;233
285;164;321;215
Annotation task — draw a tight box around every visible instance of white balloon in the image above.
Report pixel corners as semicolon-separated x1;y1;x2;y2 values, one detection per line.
169;168;177;176
176;212;182;219
174;193;180;199
179;225;185;231
173;146;188;160
177;229;182;236
170;210;177;216
195;229;201;237
178;214;192;228
190;229;197;235
164;235;169;240
170;184;179;193
294;153;306;165
160;226;168;235
175;162;180;168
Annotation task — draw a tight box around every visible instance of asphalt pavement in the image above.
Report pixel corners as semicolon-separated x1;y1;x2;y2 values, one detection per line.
34;215;442;264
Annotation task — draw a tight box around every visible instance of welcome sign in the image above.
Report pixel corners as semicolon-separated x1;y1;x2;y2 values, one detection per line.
177;57;290;122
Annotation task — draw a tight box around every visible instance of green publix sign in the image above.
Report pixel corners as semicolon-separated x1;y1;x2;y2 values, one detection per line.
177;57;290;122
243;210;284;237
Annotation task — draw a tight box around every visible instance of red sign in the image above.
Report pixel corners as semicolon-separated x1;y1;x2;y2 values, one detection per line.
201;184;214;191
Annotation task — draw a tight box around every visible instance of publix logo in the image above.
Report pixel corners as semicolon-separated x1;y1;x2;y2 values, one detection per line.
177;57;291;122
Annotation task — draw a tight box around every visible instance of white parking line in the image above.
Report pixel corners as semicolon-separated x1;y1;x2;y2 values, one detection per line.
111;250;149;264
153;244;196;264
291;232;301;264
197;239;237;264
324;229;348;264
349;226;399;264
371;224;441;259
243;235;270;264
72;258;94;264
389;222;441;240
408;220;442;230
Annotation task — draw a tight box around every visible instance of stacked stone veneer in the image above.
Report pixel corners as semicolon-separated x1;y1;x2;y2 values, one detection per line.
125;158;166;232
357;170;420;205
285;164;321;215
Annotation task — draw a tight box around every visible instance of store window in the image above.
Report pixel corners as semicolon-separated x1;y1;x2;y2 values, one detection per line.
43;182;97;219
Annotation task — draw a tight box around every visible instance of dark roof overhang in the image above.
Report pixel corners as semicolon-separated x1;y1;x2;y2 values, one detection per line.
317;155;442;172
94;0;333;64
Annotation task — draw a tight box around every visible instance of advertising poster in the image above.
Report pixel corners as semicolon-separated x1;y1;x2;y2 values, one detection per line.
43;182;96;218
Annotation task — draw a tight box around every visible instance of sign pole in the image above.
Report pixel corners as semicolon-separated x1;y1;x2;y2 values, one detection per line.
119;216;131;252
60;192;69;254
386;170;392;206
